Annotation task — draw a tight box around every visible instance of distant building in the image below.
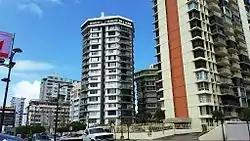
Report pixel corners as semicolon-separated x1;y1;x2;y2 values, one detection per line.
27;100;70;132
0;107;15;132
10;97;25;127
80;13;135;125
135;66;158;116
40;74;79;102
69;82;81;122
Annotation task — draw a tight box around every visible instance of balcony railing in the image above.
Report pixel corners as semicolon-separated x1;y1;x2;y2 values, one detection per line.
229;54;239;62
216;57;230;66
215;47;228;56
224;27;235;36
213;37;227;46
238;41;247;49
236;34;245;41
208;2;221;12
231;63;241;71
234;25;243;33
218;67;232;76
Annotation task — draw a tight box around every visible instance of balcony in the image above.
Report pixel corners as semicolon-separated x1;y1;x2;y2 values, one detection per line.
238;41;247;50
222;101;240;107
208;2;221;12
218;67;232;76
224;27;235;36
216;57;230;66
239;50;248;56
224;112;238;118
213;37;227;46
235;34;245;42
229;54;239;62
223;17;233;27
230;3;239;10
247;12;250;19
215;47;228;56
242;69;250;76
210;11;222;17
246;85;250;92
231;63;241;71
234;25;243;33
243;77;250;84
221;89;234;96
227;36;236;42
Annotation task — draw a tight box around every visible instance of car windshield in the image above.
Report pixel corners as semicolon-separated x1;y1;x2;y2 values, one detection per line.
89;128;105;134
36;134;50;140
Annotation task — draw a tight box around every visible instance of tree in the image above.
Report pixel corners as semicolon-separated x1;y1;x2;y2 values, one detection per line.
212;110;225;141
135;112;153;123
57;127;68;135
69;121;86;132
154;109;165;123
238;108;250;140
16;125;45;135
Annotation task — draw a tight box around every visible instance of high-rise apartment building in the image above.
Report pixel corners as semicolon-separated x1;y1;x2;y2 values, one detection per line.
80;13;134;125
152;0;250;130
69;82;81;122
27;100;70;132
11;97;25;127
40;74;79;102
135;65;158;116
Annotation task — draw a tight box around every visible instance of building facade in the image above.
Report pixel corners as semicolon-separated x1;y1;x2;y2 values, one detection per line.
80;13;135;125
10;97;25;127
152;0;250;130
40;74;79;102
135;66;158;116
27;100;70;132
69;82;81;122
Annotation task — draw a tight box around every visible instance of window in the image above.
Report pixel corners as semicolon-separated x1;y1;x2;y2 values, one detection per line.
89;104;98;109
108;43;116;48
92;27;100;31
107;62;116;67
109;96;116;100
108;110;116;115
90;77;98;80
199;95;211;103
197;82;209;91
89;97;98;102
108;56;116;60
108;37;115;41
90;90;98;94
90;83;98;87
91;57;99;62
92;33;99;37
91;39;99;43
89;112;98;116
109;75;116;79
91;51;99;55
90;64;98;68
90;70;100;74
108;50;114;54
107;89;116;94
108;104;116;108
188;2;198;10
108;69;116;73
108;31;116;36
91;45;99;49
108;25;115;30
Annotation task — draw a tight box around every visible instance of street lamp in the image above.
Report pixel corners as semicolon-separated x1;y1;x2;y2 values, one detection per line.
54;83;68;141
0;48;22;133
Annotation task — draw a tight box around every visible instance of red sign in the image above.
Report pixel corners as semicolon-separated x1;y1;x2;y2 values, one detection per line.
0;31;13;58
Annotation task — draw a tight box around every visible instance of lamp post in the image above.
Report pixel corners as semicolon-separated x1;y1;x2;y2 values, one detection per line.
0;47;22;133
54;83;68;141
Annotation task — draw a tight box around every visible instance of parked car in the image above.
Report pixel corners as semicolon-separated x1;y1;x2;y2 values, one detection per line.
32;133;50;141
83;127;114;141
0;133;24;141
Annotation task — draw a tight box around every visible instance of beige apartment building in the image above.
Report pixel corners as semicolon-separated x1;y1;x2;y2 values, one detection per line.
152;0;250;130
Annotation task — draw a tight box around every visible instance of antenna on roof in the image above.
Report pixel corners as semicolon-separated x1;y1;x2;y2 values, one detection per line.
101;12;104;18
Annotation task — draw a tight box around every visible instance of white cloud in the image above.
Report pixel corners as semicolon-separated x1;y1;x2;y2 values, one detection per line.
14;60;55;71
12;80;40;108
18;2;43;17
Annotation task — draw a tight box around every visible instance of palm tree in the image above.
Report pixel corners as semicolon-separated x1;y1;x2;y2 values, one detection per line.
238;108;250;140
212;110;226;141
154;109;165;123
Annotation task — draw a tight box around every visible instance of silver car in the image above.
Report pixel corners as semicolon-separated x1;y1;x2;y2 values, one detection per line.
0;133;24;141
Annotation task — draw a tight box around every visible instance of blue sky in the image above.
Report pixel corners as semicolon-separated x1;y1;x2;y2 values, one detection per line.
0;0;156;104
